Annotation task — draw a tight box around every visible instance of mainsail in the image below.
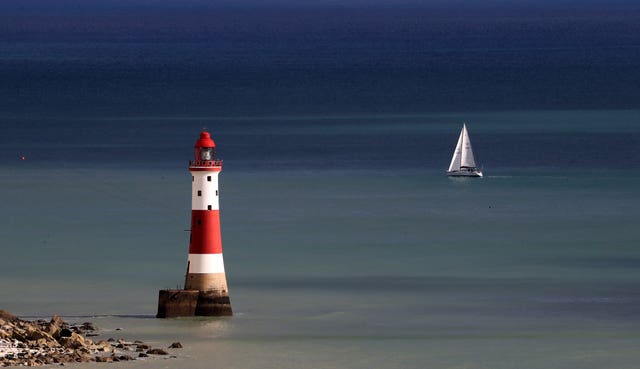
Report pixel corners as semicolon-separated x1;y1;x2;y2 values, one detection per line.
460;123;476;168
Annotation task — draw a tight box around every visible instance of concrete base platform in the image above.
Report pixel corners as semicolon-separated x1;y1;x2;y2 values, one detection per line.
156;290;199;318
156;289;232;318
195;290;233;316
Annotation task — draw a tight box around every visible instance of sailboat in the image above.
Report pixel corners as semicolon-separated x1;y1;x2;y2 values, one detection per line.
446;123;483;177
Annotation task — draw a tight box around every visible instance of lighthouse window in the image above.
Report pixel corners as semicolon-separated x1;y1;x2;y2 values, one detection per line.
200;147;213;160
197;190;202;196
192;176;194;182
207;176;211;182
197;219;202;225
216;190;219;196
208;205;212;210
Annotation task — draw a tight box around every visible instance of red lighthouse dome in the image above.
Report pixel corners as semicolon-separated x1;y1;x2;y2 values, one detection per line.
194;131;216;162
195;131;215;148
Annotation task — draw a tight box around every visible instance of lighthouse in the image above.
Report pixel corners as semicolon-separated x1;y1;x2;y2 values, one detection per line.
157;130;232;318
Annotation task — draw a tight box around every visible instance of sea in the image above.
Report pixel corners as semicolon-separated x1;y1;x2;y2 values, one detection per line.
1;1;640;368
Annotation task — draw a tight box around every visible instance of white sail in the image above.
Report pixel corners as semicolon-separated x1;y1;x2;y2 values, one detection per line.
448;128;464;172
446;123;482;177
460;123;476;168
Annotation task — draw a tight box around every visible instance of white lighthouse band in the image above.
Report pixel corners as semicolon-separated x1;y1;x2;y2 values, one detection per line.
191;170;220;211
187;253;226;274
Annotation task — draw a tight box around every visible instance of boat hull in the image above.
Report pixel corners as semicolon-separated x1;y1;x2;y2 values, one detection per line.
446;170;483;178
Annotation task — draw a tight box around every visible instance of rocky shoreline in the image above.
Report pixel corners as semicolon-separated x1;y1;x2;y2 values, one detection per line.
0;310;180;367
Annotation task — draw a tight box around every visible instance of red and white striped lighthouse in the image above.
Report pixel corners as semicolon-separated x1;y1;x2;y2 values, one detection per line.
185;130;232;315
156;130;232;318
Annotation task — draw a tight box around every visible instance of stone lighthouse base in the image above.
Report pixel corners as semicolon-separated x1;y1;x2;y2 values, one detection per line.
156;289;232;318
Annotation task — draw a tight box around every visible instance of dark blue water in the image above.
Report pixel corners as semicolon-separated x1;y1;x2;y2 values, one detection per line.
1;2;639;171
1;1;640;117
1;111;639;171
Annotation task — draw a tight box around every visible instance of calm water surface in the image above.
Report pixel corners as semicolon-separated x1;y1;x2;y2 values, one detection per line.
1;111;640;368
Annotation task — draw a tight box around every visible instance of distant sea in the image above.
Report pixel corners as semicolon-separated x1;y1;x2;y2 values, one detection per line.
1;2;640;368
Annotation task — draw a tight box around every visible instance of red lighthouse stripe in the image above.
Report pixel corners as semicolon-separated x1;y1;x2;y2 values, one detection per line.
189;210;223;254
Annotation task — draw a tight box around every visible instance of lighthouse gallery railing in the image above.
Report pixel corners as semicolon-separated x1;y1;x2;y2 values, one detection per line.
189;160;223;167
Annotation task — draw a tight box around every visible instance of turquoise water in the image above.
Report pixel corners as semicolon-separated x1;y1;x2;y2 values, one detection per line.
1;110;639;368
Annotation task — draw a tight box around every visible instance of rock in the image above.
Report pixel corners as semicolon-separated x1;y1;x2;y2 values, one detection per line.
94;340;112;353
0;310;19;323
81;322;95;331
36;337;60;347
168;342;183;348
12;328;27;341
146;348;169;355
59;332;85;349
25;326;57;343
47;322;62;338
50;315;64;328
0;309;172;367
136;343;151;350
95;356;113;363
